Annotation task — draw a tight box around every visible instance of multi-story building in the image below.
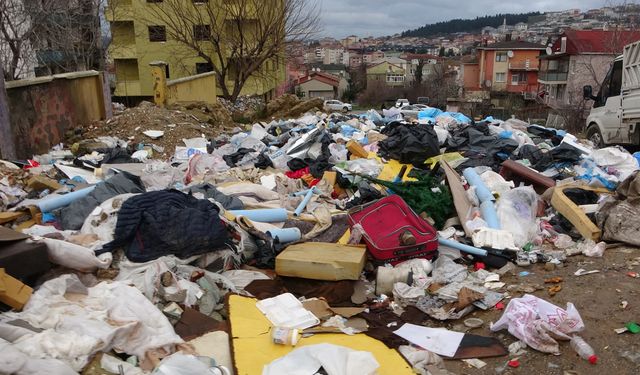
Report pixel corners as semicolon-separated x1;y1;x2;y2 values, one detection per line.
461;40;546;98
106;0;285;100
538;30;640;110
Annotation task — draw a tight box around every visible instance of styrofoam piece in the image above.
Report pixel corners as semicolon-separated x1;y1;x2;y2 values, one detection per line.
143;130;164;139
255;293;320;330
37;185;97;212
472;228;518;250
228;208;288;223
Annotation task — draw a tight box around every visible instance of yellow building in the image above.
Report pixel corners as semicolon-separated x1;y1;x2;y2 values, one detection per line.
106;0;285;100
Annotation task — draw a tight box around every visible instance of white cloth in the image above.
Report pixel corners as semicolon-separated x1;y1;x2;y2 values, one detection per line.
262;343;379;375
0;274;183;370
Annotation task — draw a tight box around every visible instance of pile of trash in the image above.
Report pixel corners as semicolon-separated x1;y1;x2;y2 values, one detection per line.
68;101;235;158
218;95;265;114
3;101;640;374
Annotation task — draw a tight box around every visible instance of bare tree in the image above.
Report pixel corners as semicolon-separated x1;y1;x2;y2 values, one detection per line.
28;0;107;74
0;0;37;80
144;0;320;101
0;0;108;79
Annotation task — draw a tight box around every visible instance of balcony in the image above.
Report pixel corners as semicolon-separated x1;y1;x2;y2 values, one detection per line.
509;61;538;71
538;71;568;83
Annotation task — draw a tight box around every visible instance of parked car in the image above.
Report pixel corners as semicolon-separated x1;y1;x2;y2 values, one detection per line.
413;104;429;109
323;100;352;112
395;99;410;108
399;105;425;118
416;96;430;105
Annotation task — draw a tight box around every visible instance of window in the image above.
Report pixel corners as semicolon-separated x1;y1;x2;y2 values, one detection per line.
386;74;405;83
496;52;507;62
165;64;170;79
495;72;506;82
192;0;207;3
196;62;213;74
193;25;210;41
595;60;623;107
511;72;526;85
148;26;166;42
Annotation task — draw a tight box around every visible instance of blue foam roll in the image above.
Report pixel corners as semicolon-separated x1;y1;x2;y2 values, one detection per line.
480;200;501;229
438;238;488;257
266;228;301;243
229;208;288;223
294;188;315;216
462;168;494;203
37;185;96;212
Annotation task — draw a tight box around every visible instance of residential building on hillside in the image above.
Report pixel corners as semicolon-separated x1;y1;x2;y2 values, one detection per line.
461;40;546;98
366;60;406;87
538;30;640;111
106;0;285;99
308;63;349;79
294;71;347;100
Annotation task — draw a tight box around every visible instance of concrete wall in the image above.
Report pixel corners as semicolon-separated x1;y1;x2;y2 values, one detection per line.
5;71;110;158
166;72;217;105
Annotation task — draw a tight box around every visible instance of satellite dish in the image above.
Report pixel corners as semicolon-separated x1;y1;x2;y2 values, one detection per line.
484;79;492;88
507;50;514;58
546;47;553;55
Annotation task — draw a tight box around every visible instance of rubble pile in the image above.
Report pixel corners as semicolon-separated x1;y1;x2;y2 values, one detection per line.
68;101;235;158
3;101;640;374
264;94;324;119
218;95;265;113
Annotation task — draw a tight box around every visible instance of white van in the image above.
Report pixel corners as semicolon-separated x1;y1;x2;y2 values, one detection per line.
584;40;640;147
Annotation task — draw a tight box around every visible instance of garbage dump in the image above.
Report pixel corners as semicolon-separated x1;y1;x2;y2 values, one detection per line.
2;100;640;374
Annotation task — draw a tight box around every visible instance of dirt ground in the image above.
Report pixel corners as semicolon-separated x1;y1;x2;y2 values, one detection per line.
442;246;640;374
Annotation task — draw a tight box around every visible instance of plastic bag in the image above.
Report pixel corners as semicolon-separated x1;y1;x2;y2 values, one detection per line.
581;240;606;257
491;294;585;354
153;353;230;375
496;186;539;247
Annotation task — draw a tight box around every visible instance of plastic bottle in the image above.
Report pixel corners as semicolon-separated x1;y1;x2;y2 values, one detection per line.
570;335;598;364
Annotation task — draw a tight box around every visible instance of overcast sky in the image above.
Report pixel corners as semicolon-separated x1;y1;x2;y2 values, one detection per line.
317;0;609;38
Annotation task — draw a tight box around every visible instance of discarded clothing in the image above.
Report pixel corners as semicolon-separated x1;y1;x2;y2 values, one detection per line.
98;190;229;262
57;171;145;230
378;123;440;167
185;183;244;210
0;274;183;371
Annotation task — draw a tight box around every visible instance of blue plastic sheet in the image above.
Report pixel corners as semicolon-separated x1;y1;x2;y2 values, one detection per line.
418;107;444;119
436;112;472;124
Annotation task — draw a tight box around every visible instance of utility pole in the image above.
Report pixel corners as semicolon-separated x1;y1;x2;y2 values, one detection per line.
0;65;16;160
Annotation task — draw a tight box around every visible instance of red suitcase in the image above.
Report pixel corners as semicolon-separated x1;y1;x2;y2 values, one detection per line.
347;195;438;265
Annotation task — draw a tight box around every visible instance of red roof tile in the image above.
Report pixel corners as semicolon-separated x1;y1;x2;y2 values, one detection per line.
554;30;640;54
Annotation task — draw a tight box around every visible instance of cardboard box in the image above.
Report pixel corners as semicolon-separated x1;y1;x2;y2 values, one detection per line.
0;268;33;310
275;242;366;281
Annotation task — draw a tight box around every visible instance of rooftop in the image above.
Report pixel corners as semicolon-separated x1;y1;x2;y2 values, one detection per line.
478;40;546;50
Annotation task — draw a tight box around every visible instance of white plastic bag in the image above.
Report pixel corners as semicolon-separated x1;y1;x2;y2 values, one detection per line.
491;294;585;354
496;186;539;247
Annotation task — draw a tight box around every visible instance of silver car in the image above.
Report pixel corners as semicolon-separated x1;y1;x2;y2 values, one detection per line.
399;105;424;118
323;100;352;112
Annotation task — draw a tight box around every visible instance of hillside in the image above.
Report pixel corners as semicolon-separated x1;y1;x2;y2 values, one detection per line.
401;12;541;37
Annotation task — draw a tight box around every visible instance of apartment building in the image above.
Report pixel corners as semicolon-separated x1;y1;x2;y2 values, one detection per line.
538;30;640;110
461;40;546;98
106;0;285;99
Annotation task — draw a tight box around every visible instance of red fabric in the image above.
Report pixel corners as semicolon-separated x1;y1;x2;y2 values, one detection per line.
285;167;310;179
